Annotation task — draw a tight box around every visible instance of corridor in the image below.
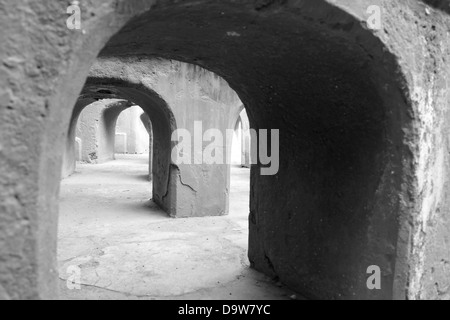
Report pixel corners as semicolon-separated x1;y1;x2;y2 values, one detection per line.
57;155;294;300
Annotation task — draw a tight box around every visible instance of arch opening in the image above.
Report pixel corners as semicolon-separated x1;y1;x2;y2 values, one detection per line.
75;80;178;215
20;0;416;300
57;59;275;299
93;2;413;300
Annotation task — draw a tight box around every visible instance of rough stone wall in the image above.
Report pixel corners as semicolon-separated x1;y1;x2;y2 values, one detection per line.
0;0;449;300
388;1;450;301
317;0;450;300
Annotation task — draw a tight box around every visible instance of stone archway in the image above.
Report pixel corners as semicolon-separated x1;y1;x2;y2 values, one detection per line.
62;99;136;178
76;80;179;217
57;3;416;299
7;0;449;300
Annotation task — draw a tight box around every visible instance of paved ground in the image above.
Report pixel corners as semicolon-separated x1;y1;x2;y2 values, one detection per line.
58;154;295;300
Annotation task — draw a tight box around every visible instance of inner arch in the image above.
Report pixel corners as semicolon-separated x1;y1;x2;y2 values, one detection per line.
94;1;412;299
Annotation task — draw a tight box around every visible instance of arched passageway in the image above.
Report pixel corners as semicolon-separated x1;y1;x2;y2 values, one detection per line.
61;84;177;218
60;4;414;299
62;99;133;178
74;3;414;299
7;1;450;301
73;81;178;216
86;58;244;218
58;80;262;299
63;99;153;176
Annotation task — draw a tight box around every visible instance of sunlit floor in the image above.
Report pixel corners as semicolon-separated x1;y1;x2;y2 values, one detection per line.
57;154;294;300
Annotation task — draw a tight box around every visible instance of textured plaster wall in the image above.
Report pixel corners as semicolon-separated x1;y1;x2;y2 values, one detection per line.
393;1;450;301
328;0;450;300
0;0;449;300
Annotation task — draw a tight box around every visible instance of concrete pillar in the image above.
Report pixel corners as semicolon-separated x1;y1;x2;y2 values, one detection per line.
115;106;149;155
240;110;251;168
62;99;131;179
114;133;127;154
61;98;96;179
140;113;153;181
74;138;82;162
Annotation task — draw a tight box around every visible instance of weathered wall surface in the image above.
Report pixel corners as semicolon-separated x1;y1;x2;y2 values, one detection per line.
329;0;449;300
0;0;449;300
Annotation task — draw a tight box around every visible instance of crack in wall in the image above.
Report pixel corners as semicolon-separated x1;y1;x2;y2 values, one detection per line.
178;173;198;193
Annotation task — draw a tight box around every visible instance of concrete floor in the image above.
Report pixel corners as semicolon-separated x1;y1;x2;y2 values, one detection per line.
57;154;295;300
